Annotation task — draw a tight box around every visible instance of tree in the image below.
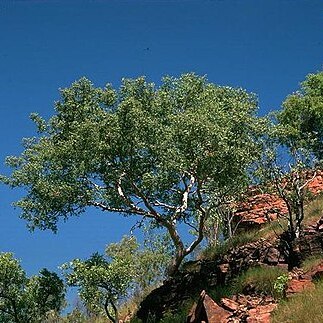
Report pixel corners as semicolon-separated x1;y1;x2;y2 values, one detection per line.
62;252;133;323
277;71;323;161
0;252;65;323
2;73;262;275
62;235;171;321
272;71;323;239
255;72;323;267
106;233;171;292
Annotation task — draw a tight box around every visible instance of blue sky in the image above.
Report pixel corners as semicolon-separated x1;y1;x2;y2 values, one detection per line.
0;0;322;309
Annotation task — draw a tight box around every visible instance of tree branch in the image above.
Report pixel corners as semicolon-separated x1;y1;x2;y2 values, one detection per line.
88;201;150;217
174;173;195;219
185;178;206;254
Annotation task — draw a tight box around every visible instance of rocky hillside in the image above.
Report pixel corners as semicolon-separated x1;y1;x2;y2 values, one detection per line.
234;170;323;228
134;173;323;322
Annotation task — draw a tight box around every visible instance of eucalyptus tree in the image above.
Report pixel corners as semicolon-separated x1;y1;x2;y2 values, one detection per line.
256;71;323;255
62;235;170;322
277;70;323;161
62;252;132;323
0;253;65;323
2;73;262;275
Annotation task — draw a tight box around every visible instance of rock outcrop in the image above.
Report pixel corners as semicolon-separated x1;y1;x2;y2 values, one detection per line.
136;217;323;321
187;260;323;322
187;291;277;323
234;170;323;228
136;238;286;321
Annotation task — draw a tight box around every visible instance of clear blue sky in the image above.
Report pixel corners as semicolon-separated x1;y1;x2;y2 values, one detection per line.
0;0;322;309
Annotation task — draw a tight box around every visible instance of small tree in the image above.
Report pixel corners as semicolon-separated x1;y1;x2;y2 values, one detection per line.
272;71;323;239
62;235;170;321
0;252;65;323
256;71;323;266
258;141;316;238
62;252;133;323
106;233;171;292
2;74;262;275
277;70;323;161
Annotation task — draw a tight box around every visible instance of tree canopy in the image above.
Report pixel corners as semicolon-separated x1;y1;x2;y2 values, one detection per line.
277;71;323;161
0;253;65;323
62;235;170;321
2;73;263;274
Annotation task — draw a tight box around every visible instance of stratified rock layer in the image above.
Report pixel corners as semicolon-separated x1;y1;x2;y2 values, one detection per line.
234;170;323;227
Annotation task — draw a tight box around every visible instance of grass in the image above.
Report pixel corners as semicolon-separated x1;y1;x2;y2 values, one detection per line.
208;284;233;302
207;265;288;304
300;255;323;273
303;193;323;224
231;266;288;299
200;230;262;260
200;219;288;261
272;279;323;323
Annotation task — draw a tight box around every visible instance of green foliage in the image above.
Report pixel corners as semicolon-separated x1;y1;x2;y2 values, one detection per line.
277;71;323;161
273;274;289;298
232;266;287;299
62;252;132;321
105;234;171;292
2;73;263;273
0;252;65;323
62;235;171;321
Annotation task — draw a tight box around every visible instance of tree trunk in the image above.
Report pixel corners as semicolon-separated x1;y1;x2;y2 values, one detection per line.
167;247;186;277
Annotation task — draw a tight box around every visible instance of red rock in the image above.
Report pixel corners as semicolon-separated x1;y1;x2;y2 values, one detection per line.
286;279;315;296
220;298;239;312
233;170;323;227
246;304;277;323
204;294;231;323
305;261;323;280
187;291;231;323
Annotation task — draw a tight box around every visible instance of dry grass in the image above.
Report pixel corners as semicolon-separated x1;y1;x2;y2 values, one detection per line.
231;266;287;298
303;193;323;225
272;279;323;323
300;255;323;272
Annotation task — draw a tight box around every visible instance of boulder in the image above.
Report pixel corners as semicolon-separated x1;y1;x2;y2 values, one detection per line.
286;279;315;297
246;303;277;323
220;298;239;312
305;260;323;280
263;247;280;264
187;291;231;323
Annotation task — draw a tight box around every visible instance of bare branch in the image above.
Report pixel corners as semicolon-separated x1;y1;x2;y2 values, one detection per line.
185;178;206;254
115;173;154;217
299;170;317;190
130;181;161;220
183;217;198;232
153;200;177;210
88;201;151;217
174;173;196;219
